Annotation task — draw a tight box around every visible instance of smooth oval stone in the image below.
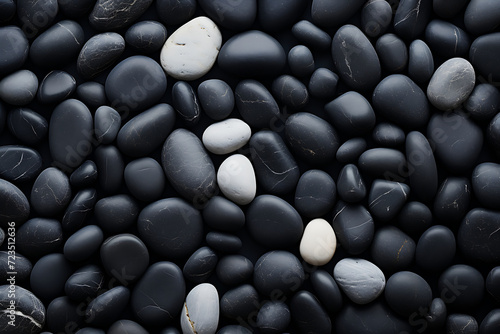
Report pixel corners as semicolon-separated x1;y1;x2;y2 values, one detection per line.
220;284;259;320
408;39;434;84
89;0;153;31
101;234;149;284
172;81;201;126
77;32;125;79
205;231;242;253
311;0;365;27
447;314;479;333
438;264;484;311
0;70;38;106
300;218;337;266
0;26;29;77
336;137;367;164
480;309;500;334
385;271;432;317
247;195;303;249
427;111;483;173
376;33;408;73
30;253;73;302
336;301;413;333
31;167;71;216
332;24;381;91
108;320;148;334
288;45;315;78
7;108;48;145
180;283;219;334
294;169;336;218
337;164;366;203
285;112;339;165
118;103;175;157
434;177;471;224
161;129;216;204
61;188;97;233
256;301;291;334
161;16;221;81
202;196;245;232
361;0;393;38
94;106;120;144
0;251;32;283
65;264;105;302
458;208;500;263
368;180;410;222
235;80;280;129
218;30;286;77
0;145;42;182
372;122;405;147
94;194;138;234
399;203;433;235
197;79;234;121
105;56;167;114
325;91;376;136
406;131;438;201
199;0;256;30
359;148;407;180
85;286;130;327
249;130;299;194
371;225;415;272
156;0;196;26
64;225;103;262
472;163;500;209
125;20;167;53
0;179;30;225
465;0;500;35
425;298;448;332
291;20;331;50
217;326;252;334
334;258;385;304
308;67;338;100
425;20;470;59
124;157;165;202
37;70;76;104
131;261;185;326
17;218;63;259
46;296;84;333
76;82;107;111
393;0;432;40
272;75;309;110
258;0;305;31
0;285;45;334
465;84;500;122
310;270;343;314
434;0;468;19
254;250;305;296
58;0;94;18
470;33;500;83
30;20;84;68
17;0;58;37
332;201;374;255
183;247;218;283
373;74;429;129
138;198;203;259
427;58;475;111
203;119;251;155
217;154;256;205
416;225;456;272
70;160;98;188
216;255;253;286
94;145;124;194
49;99;93;171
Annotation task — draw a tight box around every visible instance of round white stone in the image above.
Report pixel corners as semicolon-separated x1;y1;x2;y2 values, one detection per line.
299;218;337;266
217;154;256;205
181;283;219;334
202;118;251;155
333;258;386;305
160;16;222;81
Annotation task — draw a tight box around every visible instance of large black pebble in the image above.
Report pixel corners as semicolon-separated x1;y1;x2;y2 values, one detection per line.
220;284;259;320
0;26;28;77
37;70;76;104
94;194;138;234
337;164;366;203
77;32;125;79
85;286;130;327
94;145;124;194
7;108;48;145
17;0;58;37
0;145;42;182
197;79;234;121
198;0;256;31
62;188;97;234
464;0;500;35
0;285;45;334
46;296;84;334
325;91;376;136
31;167;71;216
393;0;432;40
310;270;343;314
0;179;30;225
371;226;415;273
202;196;245;232
65;264;105;302
258;0;305;32
256;301;290;334
368;179;410;222
434;177;471;224
172;81;201;126
438;264;484;311
89;0;153;31
416;225;456;272
125;21;167;54
17;218;63;259
30;253;73;302
290;290;331;333
64;225;103;262
425;20;470;59
385;271;432;317
216;255;253;286
124;158;165;202
183;247;218;284
156;0;196;26
332;201;374;255
235;80;280;129
294;169;336;218
376;33;408;73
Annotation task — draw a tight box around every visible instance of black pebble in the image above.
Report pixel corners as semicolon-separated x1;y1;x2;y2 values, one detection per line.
76;82;107;111
372;122;405;147
0;145;42;182
64;264;105;302
0;285;45;334
472;162;500;209
85;286;130;327
376;33;408;73
206;231;242;253
75;328;105;334
94;194;138;234
216;255;253;286
434;0;468;19
337;164;366;203
0;26;29;77
94;106;121;145
37;70;76;105
310;270;343;314
156;0;195;26
361;0;393;38
256;301;290;334
197;79;234;121
64;225;103;262
220;284;259;320
17;218;63;259
30;253;73;302
7;108;48;145
446;314;478;334
290;290;331;333
325;91;376;136
393;0;432;40
89;0;153;31
124;157;165;202
272;75;309;110
464;0;500;35
294;169;336;218
416;225;456;272
408;39;434;84
486;266;500;301
371;226;415;273
385;271;432;317
291;20;331;50
77;32;126;79
58;0;94;18
434;177;471;224
336;138;367;164
480;308;500;334
46;296;84;333
425;20;470;59
183;246;218;284
235;80;280;129
332;201;374;255
358;148;407;180
108;320;148;334
438;264;484;311
406;131;438;202
202;196;245;232
465;83;500;122
0;0;16;22
308;67;338;100
70;160;98;188
368;179;410;222
0;251;32;283
198;0;256;30
61;188;97;234
172;81;201;126
288;45;315;78
426;298;447;332
17;0;59;37
311;0;366;28
258;0;305;32
0;179;30;225
125;20;167;54
470;33;500;84
94;145;124;194
31;167;71;216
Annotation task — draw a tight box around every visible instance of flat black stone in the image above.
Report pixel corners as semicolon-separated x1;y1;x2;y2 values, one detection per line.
235;80;280;129
0;26;28;77
46;296;84;333
94;106;120;145
371;225;415;273
294;169;336;218
258;0;305;31
337;164;366;203
70;160;98;188
416;225;456;272
393;0;432;40
94;194;139;234
220;284;259;320
172;81;201;126
0;145;42;182
64;225;103;262
197;79;234;121
131;261;185;326
31;167;71;216
408;39;434;84
0;178;30;226
385;271;432;317
256;301;290;334
124;157;165;202
336;137;367;164
433;177;471;224
65;264;105;302
288;45;315;78
85;286;130;327
470;32;500;83
311;0;366;28
358;148;408;181
361;0;393;38
465;84;500;122
332;201;374;255
156;0;196;26
137;198;204;259
125;20;167;54
94;145;124;194
89;0;153;31
78;32;125;79
216;255;253;286
376;33;408;73
325;91;376;136
17;0;58;38
183;246;218;284
464;0;500;35
37;70;76;105
247;195;303;249
368;180;410;222
310;270;343;314
61;188;97;234
272;75;309;110
406;131;438;202
206;231;242;253
202;196;245;232
372;122;405;147
438;264;484;311
0;251;32;283
199;0;256;30
30;253;73;302
17;218;63;259
425;20;470;59
108;320;148;334
76;82;107;111
0;285;45;334
397;201;433;237
290;291;331;334
291;20;331;50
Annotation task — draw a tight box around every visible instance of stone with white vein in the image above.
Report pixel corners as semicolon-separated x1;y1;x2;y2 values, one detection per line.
217;154;256;205
202;118;251;155
300;218;337;266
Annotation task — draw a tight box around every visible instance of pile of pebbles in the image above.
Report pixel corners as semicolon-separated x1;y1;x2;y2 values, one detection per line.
1;0;500;333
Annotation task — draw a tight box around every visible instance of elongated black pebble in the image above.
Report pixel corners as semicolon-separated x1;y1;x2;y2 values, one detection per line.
70;160;98;189
206;231;242;253
358;148;407;180
183;247;218;284
406;131;438;202
290;290;331;333
291;20;331;50
393;0;432;40
376;33;408;73
408;39;434;84
310;270;343;314
216;255;253;286
372;122;405;147
7;108;48;145
172;81;201;126
433;177;471;225
85;286;130;327
337;164;366;203
94;145;124;194
89;0;153;31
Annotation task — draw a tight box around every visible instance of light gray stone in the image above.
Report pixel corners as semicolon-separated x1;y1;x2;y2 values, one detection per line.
202;118;251;155
217;154;256;206
181;283;219;334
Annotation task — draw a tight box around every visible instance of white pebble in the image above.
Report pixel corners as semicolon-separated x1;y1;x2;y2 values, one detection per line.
299;218;337;266
217;154;256;205
202;118;251;155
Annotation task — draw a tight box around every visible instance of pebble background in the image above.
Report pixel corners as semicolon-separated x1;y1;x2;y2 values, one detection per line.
1;0;500;333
